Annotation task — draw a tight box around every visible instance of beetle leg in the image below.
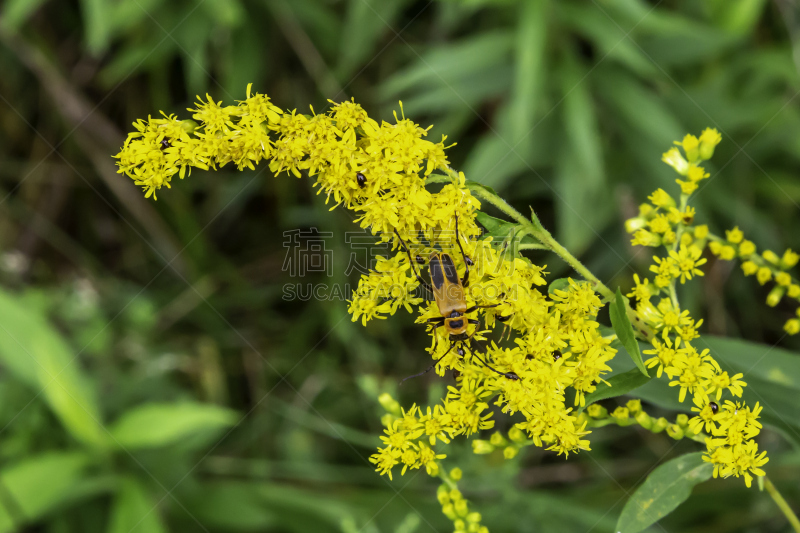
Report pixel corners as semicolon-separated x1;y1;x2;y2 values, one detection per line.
464;302;500;314
455;215;472;288
394;229;434;293
465;340;519;380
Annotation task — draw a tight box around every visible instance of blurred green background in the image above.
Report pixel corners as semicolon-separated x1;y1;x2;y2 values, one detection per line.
0;0;799;531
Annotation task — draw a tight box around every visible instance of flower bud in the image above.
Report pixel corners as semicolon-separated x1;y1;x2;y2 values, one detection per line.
586;404;607;418
472;440;494;454
450;468;463;481
699;128;721;160
489;432;507;447
666;424;685;440
503;446;518;459
635;411;652;429
442;504;456;520
467;512;482;523
626;399;642;414
611;407;630;420
741;261;758;276
455;499;469;517
675;414;689;428
378;393;401;415
784;319;800;335
662;148;689;175
507;427;526;443
789;285;800;299
625;217;648;234
767;286;786;308
180;119;199;134
782;249;799;269
739;240;756;257
437;484;450;505
762;250;780;265
757;267;772;286
652;417;669;433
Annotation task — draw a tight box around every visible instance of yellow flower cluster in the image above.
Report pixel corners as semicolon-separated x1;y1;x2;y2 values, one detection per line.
369;275;617;479
625;128;767;487
115;85;283;198
437;469;489;533
117;88;773;510
661;128;720;195
702;226;800;334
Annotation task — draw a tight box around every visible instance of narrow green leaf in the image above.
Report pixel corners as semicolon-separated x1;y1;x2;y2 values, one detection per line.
107;477;167;533
79;0;111;54
616;452;713;533
578;368;652;413
547;278;572;295
508;0;549;142
556;48;610;254
109;402;237;450
609;288;648;377
0;290;106;448
464;180;498;197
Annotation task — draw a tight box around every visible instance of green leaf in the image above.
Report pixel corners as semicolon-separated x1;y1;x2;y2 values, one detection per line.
109;402;237;449
79;0;111;55
182;482;276;530
464;180;498;198
556;48;610;255
578;368;652;413
609;288;648;377
508;0;549;142
0;290;106;448
475;211;517;240
107;477;167;533
547;278;572;295
616;452;713;533
2;452;91;523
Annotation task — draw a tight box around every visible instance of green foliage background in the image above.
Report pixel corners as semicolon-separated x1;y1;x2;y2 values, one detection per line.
0;0;799;531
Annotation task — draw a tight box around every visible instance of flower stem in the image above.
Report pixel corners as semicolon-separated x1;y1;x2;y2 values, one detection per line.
765;476;800;533
458;174;615;301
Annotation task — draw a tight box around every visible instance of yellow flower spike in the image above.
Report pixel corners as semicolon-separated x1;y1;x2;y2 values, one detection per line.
662;147;690;175
726;227;744;244
699;128;722;160
756;267;773;285
675;134;700;162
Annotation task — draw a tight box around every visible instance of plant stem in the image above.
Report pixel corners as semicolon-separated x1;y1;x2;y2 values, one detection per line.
765;476;800;533
456;172;615;301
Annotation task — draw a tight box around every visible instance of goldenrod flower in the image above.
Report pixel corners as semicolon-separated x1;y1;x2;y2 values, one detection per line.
668;245;707;283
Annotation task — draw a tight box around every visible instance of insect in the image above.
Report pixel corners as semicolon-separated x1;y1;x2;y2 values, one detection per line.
160;138;171;150
395;217;517;382
709;401;718;414
356;171;367;188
